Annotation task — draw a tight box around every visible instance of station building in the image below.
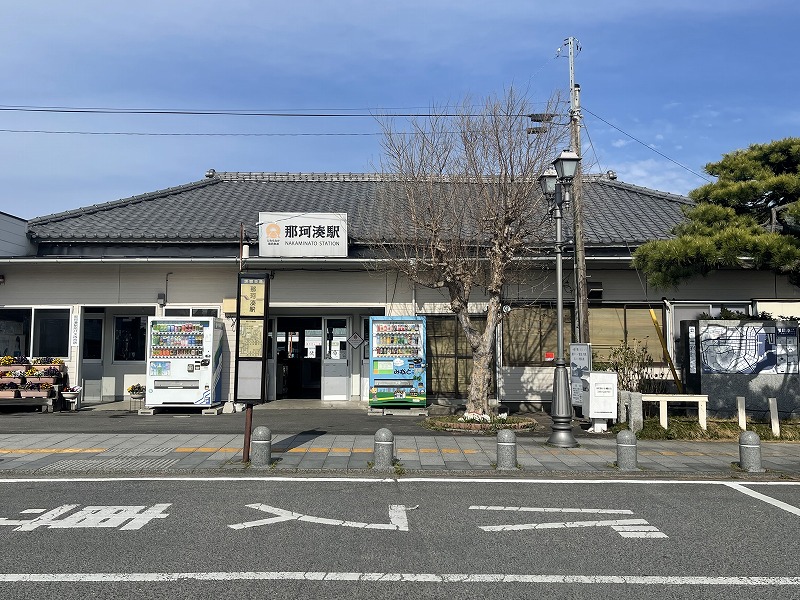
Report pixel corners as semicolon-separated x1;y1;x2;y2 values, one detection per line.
2;171;799;409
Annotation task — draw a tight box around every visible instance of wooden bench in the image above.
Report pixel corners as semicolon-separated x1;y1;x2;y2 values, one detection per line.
641;394;708;431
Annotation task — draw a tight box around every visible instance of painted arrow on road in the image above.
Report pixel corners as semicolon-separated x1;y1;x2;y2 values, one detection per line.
229;504;414;531
469;505;667;538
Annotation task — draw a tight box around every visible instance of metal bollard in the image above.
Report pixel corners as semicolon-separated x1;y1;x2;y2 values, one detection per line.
373;428;394;471
496;429;517;470
250;426;272;468
616;429;638;471
739;431;765;473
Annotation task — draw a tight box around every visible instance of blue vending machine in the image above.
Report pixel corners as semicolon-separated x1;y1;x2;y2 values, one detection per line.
368;316;426;407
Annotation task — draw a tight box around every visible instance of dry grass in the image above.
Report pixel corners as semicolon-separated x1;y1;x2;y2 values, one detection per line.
613;417;800;441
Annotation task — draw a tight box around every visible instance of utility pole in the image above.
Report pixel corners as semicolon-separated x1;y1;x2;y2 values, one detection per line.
566;36;590;344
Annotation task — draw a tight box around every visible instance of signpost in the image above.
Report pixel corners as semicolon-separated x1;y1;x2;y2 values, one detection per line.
234;272;270;463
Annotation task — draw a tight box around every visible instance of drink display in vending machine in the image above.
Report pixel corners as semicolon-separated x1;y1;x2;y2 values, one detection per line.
368;316;426;407
146;317;225;407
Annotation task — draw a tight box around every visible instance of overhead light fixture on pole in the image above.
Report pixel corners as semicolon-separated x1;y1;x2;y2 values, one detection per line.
539;149;581;448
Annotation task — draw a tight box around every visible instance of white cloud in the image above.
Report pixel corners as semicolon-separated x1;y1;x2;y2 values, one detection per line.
611;139;630;148
613;158;704;196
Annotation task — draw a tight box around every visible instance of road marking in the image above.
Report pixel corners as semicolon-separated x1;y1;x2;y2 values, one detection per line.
0;477;799;485
229;504;410;531
726;483;800;517
0;504;171;530
0;571;797;585
174;447;238;453
0;448;107;454
469;505;667;538
469;506;635;514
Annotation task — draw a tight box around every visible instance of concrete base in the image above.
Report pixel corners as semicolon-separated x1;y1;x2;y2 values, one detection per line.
202;406;223;416
138;408;156;416
372;407;428;416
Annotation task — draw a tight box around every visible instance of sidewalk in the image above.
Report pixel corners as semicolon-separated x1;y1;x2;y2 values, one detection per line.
1;429;798;477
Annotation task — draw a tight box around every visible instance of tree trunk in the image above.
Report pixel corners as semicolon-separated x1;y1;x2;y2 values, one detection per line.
466;345;494;414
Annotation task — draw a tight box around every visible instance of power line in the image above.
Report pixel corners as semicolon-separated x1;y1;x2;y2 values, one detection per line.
0;128;381;137
583;106;713;183
0;104;552;118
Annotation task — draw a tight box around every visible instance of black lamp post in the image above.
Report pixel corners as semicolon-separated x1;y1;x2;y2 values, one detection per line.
539;149;580;447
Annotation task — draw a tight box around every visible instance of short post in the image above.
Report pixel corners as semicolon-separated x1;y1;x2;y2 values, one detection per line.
250;426;272;468
768;397;781;438
496;429;517;470
737;396;747;431
616;429;638;471
629;392;643;434
739;431;765;473
373;428;394;471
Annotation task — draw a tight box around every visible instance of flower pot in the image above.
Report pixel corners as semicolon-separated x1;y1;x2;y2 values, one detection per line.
0;390;19;399
32;364;63;371
19;390;51;398
31;377;58;384
129;393;145;400
61;391;80;400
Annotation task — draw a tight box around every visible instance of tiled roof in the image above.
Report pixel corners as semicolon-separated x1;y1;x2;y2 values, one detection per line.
27;172;691;248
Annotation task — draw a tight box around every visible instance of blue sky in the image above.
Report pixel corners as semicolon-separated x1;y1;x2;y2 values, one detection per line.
1;1;798;219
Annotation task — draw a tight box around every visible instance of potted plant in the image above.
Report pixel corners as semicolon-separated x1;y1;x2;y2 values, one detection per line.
61;385;82;399
127;383;146;399
32;357;64;370
24;366;61;384
61;385;82;410
0;355;30;371
0;381;19;399
19;381;52;398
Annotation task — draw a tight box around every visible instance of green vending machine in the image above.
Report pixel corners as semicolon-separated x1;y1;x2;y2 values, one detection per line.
368;316;426;407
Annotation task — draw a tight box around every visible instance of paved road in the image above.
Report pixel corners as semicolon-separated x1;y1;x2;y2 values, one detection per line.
0;477;798;599
0;405;436;436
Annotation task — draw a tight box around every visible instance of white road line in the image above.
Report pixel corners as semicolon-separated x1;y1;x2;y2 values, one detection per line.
726;483;800;517
0;571;798;585
479;518;650;532
0;477;799;485
228;504;409;531
469;506;634;514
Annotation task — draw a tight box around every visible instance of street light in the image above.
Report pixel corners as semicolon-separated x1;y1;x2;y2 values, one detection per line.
539;149;581;448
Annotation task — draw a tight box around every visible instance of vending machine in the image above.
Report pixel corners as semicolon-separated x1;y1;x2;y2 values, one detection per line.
145;317;226;408
368;316;426;407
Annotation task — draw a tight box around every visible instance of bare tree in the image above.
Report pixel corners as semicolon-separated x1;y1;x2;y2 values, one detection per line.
374;88;568;414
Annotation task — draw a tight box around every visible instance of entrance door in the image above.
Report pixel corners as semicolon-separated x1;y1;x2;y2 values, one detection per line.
322;317;349;401
80;314;104;403
275;317;322;399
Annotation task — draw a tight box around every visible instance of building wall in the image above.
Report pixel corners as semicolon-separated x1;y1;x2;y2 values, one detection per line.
0;213;33;257
4;258;800;407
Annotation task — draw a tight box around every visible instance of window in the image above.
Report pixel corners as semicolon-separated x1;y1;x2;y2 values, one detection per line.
32;309;70;357
589;305;663;362
426;315;494;398
0;308;31;357
165;307;219;318
114;316;146;361
502;305;573;367
82;317;103;360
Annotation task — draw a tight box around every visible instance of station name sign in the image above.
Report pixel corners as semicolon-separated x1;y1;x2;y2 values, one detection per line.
258;212;348;258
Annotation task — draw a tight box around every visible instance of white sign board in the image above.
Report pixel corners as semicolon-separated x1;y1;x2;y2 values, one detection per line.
258;212;348;258
585;371;618;419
